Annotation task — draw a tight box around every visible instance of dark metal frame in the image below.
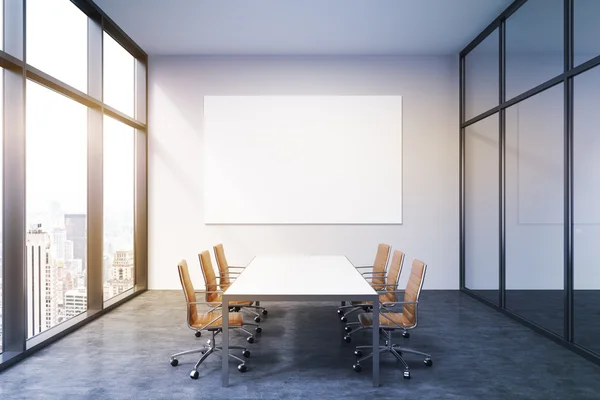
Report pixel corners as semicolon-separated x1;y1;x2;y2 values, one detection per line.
0;0;148;370
459;0;600;366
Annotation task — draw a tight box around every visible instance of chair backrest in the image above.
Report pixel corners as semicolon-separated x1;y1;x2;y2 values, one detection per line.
372;243;391;287
177;259;198;325
401;259;427;326
213;243;231;290
198;250;220;303
385;250;405;301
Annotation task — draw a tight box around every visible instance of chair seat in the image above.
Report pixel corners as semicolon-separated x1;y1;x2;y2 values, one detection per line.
191;311;243;329
209;294;253;307
358;312;413;328
351;292;395;305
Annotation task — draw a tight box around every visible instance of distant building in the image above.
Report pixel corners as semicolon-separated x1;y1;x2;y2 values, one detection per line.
65;214;86;271
65;288;87;319
26;224;58;336
104;250;134;299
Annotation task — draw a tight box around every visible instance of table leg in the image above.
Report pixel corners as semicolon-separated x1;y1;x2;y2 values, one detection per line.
372;296;380;387
222;296;229;387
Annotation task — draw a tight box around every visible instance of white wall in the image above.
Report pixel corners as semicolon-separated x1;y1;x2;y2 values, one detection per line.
148;56;459;290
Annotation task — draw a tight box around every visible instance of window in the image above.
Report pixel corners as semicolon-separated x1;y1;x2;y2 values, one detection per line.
104;32;135;117
574;0;600;67
103;115;135;301
505;84;564;336
26;0;88;93
465;29;499;120
505;0;563;100
464;114;499;305
26;80;88;338
573;66;600;354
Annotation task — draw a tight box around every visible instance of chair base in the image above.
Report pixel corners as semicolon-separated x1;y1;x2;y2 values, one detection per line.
337;304;372;322
236;305;269;323
352;331;432;379
170;330;252;378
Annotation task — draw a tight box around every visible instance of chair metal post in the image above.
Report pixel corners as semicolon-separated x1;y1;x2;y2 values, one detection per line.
372;295;380;387
222;295;229;387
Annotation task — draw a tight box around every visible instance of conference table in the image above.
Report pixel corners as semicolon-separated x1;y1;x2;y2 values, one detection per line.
221;255;380;387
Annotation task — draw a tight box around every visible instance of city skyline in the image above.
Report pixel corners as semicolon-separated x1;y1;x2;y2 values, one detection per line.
0;195;135;348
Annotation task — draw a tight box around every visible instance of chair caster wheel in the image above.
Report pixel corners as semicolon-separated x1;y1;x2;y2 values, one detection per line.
402;331;410;338
403;371;411;379
340;316;347;323
242;350;251;358
262;309;268;315
424;358;433;367
255;327;262;333
238;364;247;373
343;335;352;343
344;326;352;333
247;336;255;344
354;350;362;357
254;316;261;323
190;370;199;379
195;331;202;338
353;364;362;372
170;358;178;367
337;309;344;316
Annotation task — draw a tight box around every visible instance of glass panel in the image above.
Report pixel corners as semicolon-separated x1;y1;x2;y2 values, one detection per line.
26;81;88;338
103;116;135;301
573;66;600;355
574;0;600;67
26;0;88;93
465;29;498;121
104;32;135;118
505;84;564;336
464;114;499;304
506;0;563;100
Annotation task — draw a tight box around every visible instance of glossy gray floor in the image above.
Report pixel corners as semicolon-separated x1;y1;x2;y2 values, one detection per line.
1;290;599;399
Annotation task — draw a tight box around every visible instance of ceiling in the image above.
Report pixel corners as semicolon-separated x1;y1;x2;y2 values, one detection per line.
92;0;512;56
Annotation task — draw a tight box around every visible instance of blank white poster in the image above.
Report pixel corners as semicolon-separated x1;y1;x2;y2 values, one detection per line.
203;95;403;224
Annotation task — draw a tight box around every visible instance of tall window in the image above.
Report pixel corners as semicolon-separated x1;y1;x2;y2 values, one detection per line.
104;32;135;117
103;116;135;301
26;81;88;338
26;0;88;93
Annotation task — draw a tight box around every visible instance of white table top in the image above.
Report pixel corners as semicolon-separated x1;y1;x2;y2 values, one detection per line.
223;255;377;297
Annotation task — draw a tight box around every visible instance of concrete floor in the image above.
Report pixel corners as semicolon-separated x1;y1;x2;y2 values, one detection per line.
0;290;599;399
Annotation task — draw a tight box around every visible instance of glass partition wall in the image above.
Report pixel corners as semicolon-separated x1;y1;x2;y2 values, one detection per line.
460;0;600;365
0;0;147;369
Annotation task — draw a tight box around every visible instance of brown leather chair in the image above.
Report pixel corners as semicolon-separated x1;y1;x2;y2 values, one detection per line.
351;259;433;380
197;250;262;340
342;249;405;341
169;260;254;379
337;243;391;322
213;243;268;321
